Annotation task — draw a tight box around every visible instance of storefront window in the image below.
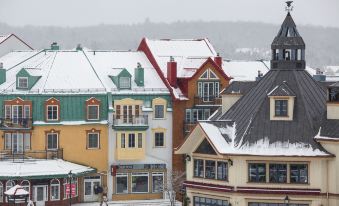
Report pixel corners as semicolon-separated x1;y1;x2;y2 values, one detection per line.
20;180;30;194
193;196;228;206
249;203;308;206
152;173;164;193
50;179;60;200
0;182;3;203
63;177;78;199
116;173;128;194
131;173;149;193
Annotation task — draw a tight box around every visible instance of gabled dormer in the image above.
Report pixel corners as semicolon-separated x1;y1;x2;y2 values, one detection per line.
16;68;42;90
109;68;132;90
268;81;296;121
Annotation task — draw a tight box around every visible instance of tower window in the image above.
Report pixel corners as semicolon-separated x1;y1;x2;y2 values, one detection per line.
275;100;288;117
284;49;291;60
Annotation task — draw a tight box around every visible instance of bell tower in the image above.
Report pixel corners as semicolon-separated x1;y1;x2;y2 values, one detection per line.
271;1;306;70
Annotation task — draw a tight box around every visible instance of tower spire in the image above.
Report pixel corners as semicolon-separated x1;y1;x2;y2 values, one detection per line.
285;1;294;13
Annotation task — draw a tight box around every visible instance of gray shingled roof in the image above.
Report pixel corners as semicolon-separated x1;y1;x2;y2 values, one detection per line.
320;119;339;139
218;69;329;154
267;81;296;96
222;81;258;95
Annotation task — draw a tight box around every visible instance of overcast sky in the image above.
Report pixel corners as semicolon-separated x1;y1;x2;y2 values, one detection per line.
1;0;338;28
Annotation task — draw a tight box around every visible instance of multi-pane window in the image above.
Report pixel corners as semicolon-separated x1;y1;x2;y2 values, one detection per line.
275;100;288;116
249;203;308;206
185;108;210;123
205;160;216;179
137;133;142;148
154;105;164;119
193;196;229;206
131;173;149;193
4;133;31;152
152;173;164;193
47;133;58;150
18;77;28;88
87;105;99;120
249;163;266;182
50;179;60;200
0;182;3;203
47;105;58;121
116;173;128;194
217;161;228;180
194;159;204;178
154;132;164;147
269;164;287;183
88;133;99;149
63;177;78;198
119;77;131;89
128;134;135;148
290;164;308;183
21;180;30;194
121;133;126;148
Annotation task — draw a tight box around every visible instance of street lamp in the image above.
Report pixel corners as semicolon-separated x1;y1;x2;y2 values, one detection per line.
284;195;290;206
68;170;73;206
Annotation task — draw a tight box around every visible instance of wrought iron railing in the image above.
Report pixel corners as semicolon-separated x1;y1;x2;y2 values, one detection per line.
194;96;222;105
0;149;63;162
113;115;148;126
0;118;33;130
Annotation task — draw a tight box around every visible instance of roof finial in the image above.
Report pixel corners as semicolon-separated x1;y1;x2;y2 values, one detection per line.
285;1;293;13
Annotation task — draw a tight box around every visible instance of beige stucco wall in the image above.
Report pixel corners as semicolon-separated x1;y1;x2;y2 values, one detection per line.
221;94;242;113
326;103;339;119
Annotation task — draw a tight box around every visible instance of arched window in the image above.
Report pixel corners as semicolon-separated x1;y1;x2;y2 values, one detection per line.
6;180;15;191
20;180;30;194
0;181;3;203
50;179;60;201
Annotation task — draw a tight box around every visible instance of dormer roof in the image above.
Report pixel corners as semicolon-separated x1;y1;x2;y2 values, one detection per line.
267;81;296;97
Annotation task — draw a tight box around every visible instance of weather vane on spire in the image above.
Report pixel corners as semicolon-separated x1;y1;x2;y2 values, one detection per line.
285;1;294;12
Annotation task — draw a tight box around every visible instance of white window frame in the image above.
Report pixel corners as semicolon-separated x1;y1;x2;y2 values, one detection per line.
131;172;149;194
47;105;59;121
20;180;30;194
18;77;28;89
152;172;164;193
87;132;100;149
116;173;128;194
63;177;78;199
50;179;60;201
87;105;99;120
46;133;58;150
4;133;11;150
119;77;131;89
6;180;15;203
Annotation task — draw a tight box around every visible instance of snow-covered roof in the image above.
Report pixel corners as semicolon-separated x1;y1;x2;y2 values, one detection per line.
0;49;169;95
222;60;270;81
0;34;33;49
0;159;95;179
0;34;11;44
144;38;217;78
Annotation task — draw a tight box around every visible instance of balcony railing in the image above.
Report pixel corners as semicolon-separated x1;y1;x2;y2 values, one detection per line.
113;115;148;127
194;96;222;106
0;149;63;162
0;118;33;130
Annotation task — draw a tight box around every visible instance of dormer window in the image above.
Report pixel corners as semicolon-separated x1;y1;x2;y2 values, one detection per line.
275;100;288;116
119;77;131;89
86;97;101;121
18;77;28;89
45;98;60;122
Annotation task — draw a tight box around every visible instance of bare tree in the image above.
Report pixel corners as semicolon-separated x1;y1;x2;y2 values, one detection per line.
159;170;186;206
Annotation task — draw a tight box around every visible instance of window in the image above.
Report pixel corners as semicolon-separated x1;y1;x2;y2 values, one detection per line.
186;108;211;123
249;203;308;206
205;160;216;179
131;173;149;193
137;133;142;148
116;105;121;119
121;133;125;148
120;77;131;89
5;105;11;119
18;77;28;88
249;163;266;182
269;164;287;183
0;182;3;203
6;180;15;192
275;100;288;116
116;173;128;194
290;164;308;184
128;133;135;148
154;132;164;147
194;159;204;178
152;172;164;193
47;105;58;121
24;105;30;119
154;105;164;119
87;105;99;120
63;177;78;199
47;133;58;150
217;161;228;180
193;196;229;206
50;179;60;200
24;133;30;150
5;133;11;150
88;133;99;149
20;180;30;194
185;110;192;123
4;133;30;152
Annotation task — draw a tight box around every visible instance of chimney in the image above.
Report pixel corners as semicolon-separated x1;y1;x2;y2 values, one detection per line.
214;53;222;68
50;42;59;50
134;62;144;86
0;62;6;85
256;70;264;81
76;44;83;51
167;56;177;87
313;68;326;82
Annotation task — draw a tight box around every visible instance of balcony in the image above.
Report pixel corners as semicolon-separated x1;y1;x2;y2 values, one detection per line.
0;149;63;162
112;115;149;130
0;118;33;130
194;96;222;106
